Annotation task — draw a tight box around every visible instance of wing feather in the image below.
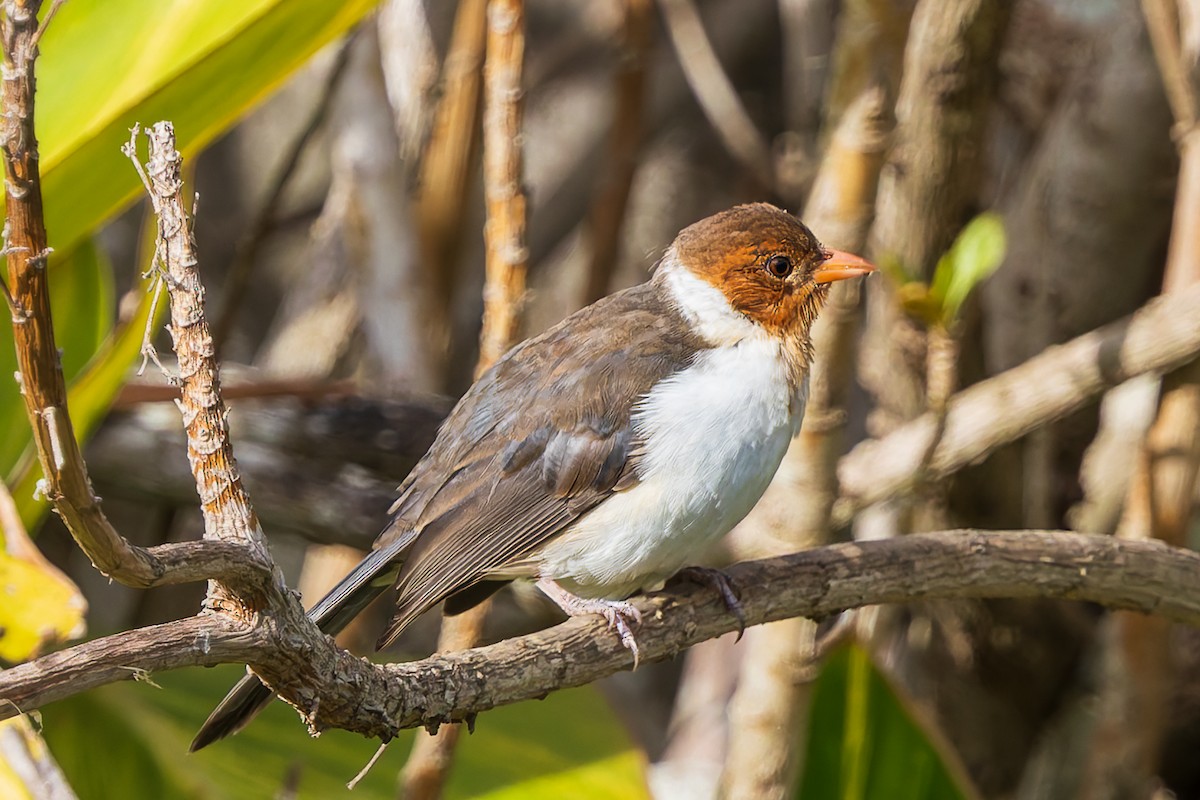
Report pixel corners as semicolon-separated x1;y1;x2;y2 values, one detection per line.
376;280;708;648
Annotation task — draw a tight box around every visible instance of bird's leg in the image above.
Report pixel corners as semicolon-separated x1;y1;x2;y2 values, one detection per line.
536;578;643;668
676;566;746;640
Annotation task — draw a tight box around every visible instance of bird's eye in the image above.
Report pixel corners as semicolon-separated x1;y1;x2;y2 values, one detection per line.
765;254;793;278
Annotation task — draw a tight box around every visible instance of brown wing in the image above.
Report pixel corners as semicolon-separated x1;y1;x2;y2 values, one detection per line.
375;280;706;647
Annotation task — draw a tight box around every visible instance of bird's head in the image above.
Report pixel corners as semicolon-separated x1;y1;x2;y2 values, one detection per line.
669;203;874;344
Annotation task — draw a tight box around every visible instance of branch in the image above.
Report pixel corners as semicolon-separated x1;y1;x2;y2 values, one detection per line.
0;2;262;591
3;531;1199;738
129;123;280;611
835;281;1200;525
476;0;529;374
657;0;774;189
406;2;530;792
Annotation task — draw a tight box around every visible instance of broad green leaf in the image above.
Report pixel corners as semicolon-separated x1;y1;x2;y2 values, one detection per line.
33;0;380;259
0;483;85;663
929;213;1007;325
798;643;979;800
41;664;649;800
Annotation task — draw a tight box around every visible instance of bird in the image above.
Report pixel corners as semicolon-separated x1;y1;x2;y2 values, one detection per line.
190;202;873;752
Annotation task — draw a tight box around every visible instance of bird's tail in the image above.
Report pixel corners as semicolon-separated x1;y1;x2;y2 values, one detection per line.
189;530;416;752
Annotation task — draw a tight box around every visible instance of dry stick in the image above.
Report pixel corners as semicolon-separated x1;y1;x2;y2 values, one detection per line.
0;2;265;590
657;0;775;189
416;0;487;320
833;280;1200;527
402;2;528;796
721;88;891;800
580;0;652;305
1079;3;1200;795
130;123;281;615
5;530;1200;734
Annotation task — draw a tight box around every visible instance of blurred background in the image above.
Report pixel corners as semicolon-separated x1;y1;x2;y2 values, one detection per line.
4;0;1200;797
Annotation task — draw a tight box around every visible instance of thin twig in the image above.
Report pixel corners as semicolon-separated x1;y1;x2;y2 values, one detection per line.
657;0;774;189
133;122;279;613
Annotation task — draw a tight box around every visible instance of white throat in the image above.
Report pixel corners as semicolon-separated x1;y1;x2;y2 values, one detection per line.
657;248;760;347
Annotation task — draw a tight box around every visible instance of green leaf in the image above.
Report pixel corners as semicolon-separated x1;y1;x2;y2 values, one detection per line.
797;643;979;800
929;213;1007;325
40;664;649;800
33;0;381;259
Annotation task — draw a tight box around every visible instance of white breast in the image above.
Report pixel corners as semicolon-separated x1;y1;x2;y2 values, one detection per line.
536;332;807;599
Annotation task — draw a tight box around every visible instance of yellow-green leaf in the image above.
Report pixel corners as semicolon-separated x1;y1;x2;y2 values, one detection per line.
929;213;1007;325
0;483;85;663
33;0;381;257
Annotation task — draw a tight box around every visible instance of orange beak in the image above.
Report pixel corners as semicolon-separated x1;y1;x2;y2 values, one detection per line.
812;248;876;284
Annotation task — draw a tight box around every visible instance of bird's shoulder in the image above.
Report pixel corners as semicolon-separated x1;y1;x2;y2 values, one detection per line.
388;278;707;528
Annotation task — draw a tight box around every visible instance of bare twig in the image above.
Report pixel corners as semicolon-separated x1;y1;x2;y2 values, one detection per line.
834;281;1200;526
131;123;280;615
580;0;652;305
657;0;775;189
4;531;1200;737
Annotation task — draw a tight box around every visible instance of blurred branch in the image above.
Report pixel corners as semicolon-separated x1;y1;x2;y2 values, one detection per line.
581;0;652;305
859;0;1012;512
404;1;530;794
720;87;891;800
1080;3;1200;794
835;281;1200;526
6;531;1200;737
416;0;487;317
657;0;774;189
211;33;356;354
475;0;529;373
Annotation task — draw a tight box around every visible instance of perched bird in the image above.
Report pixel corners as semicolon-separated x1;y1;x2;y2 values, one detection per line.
190;202;873;751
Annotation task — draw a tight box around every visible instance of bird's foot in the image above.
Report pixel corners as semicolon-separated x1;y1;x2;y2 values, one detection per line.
536;578;643;668
676;566;746;640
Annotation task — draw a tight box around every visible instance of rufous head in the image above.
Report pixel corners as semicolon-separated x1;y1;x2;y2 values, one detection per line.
670;203;874;338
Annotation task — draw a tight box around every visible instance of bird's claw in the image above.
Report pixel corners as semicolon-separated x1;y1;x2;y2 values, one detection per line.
537;578;643;668
678;566;746;640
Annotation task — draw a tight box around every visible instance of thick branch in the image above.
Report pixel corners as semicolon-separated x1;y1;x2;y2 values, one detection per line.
835;282;1200;525
3;531;1199;737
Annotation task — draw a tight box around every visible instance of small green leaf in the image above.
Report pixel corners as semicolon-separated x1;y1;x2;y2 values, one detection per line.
797;642;979;800
929;213;1007;325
